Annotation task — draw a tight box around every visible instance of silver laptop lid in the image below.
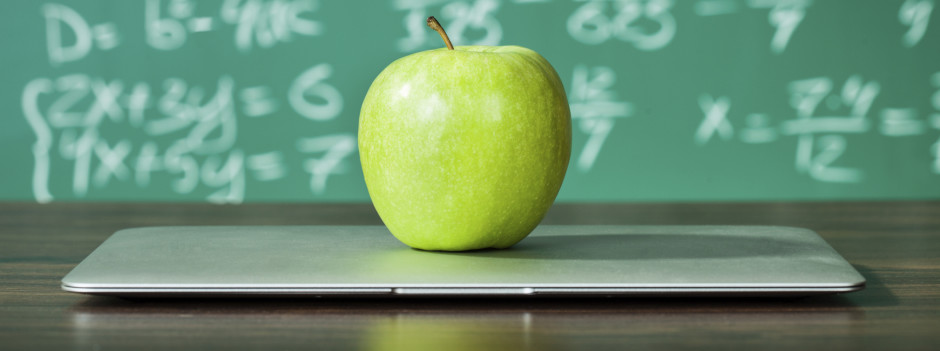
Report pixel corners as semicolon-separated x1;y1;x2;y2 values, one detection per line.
61;225;865;297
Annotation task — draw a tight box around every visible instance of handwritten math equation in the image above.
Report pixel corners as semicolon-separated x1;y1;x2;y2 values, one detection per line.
23;71;355;203
43;0;322;66
26;0;353;203
695;74;940;182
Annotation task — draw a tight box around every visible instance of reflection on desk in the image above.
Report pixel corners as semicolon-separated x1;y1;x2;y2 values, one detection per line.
68;296;863;350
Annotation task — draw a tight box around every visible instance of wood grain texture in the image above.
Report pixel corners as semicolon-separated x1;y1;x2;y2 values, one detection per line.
1;201;938;350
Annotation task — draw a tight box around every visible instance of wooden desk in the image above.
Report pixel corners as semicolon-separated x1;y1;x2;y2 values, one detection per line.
1;202;938;350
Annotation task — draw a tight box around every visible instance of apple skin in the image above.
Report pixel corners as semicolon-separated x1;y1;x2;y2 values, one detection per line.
359;45;571;251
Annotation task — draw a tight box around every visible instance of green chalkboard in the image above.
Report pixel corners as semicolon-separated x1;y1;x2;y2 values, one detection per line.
1;0;938;203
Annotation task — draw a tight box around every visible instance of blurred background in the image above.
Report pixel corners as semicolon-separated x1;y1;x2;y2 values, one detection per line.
1;0;938;203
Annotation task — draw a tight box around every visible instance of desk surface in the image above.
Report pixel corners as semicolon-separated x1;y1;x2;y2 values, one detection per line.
1;201;938;350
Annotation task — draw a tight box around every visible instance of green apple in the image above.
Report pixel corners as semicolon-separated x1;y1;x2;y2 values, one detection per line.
358;17;571;251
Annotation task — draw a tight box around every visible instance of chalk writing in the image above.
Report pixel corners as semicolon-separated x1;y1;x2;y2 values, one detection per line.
43;4;119;66
288;63;343;121
395;0;502;52
297;135;356;195
568;65;634;172
22;66;347;202
694;0;811;54
696;75;888;183
900;0;934;47
695;95;733;145
144;0;322;52
567;0;676;51
11;0;940;203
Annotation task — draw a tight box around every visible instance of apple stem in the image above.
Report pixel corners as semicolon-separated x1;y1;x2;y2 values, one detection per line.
427;16;455;50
